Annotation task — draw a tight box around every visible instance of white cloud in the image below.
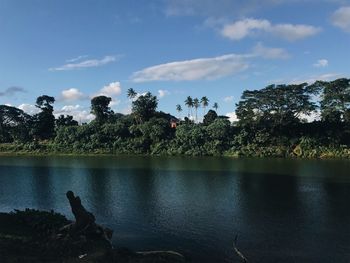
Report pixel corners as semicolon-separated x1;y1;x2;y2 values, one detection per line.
49;56;117;71
158;89;170;98
18;104;40;115
54;105;95;123
226;112;239;122
300;111;321;123
252;42;290;59
60;105;81;112
221;18;270;40
221;18;321;41
131;43;290;83
96;81;122;97
223;96;234;102
270;24;321;41
313;59;329;68
131;54;250;82
289;73;342;84
331;6;350;32
66;55;88;63
61;88;86;101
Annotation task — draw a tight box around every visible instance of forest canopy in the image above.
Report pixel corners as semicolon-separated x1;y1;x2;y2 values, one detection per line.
1;78;350;158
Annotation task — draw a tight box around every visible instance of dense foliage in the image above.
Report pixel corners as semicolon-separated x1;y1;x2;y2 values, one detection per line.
1;78;350;158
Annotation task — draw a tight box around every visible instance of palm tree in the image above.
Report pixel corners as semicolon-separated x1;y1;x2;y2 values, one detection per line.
184;96;193;119
213;102;219;112
127;88;137;99
176;104;183;119
193;98;200;123
201;96;209;116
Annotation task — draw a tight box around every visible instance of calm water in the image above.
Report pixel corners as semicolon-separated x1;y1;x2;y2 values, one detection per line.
1;156;350;262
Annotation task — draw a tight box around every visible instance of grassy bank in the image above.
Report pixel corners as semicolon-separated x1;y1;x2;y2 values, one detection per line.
1;141;350;159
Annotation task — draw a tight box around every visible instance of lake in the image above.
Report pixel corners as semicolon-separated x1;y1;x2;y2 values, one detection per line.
0;156;350;262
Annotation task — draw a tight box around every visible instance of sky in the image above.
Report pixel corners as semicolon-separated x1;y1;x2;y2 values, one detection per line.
0;0;350;122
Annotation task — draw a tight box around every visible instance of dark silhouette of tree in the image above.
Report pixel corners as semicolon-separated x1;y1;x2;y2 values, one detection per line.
312;78;350;123
91;96;113;123
36;95;55;111
0;105;32;142
185;96;193;119
127;88;137;100
213;102;219;112
132;92;158;123
1;77;350;158
56;115;79;127
236;83;316;132
203;109;218;125
176;104;183;119
193;98;200;123
33;95;55;139
201;96;209;116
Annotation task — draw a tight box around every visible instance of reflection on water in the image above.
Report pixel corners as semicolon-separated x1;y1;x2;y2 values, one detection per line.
1;156;350;262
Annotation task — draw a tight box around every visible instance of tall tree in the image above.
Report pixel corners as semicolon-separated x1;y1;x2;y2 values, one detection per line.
127;88;137;100
312;78;350;123
185;96;193;119
0;105;32;142
193;98;200;123
132;92;158;123
201;96;209;116
235;83;317;130
203;109;218;125
213;102;219;112
91;96;113;123
33;95;55;139
176;104;183;119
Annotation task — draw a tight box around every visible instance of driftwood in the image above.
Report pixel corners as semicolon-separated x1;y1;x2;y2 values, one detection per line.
233;235;249;263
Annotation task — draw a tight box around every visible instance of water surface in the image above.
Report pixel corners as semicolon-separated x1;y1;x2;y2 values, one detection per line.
1;156;350;262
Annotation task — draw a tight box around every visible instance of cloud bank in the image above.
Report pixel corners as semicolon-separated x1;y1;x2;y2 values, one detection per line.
131;43;289;82
54;105;95;123
131;54;250;82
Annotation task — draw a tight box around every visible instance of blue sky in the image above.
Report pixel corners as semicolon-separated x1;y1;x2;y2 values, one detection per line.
0;0;350;122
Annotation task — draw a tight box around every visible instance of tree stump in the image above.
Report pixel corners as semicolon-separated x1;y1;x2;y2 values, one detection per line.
66;191;95;233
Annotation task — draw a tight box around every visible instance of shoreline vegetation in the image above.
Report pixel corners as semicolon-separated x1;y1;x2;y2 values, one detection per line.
1;78;350;159
1;142;350;159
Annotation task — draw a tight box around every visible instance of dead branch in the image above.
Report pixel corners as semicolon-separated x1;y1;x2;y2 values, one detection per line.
233;235;249;263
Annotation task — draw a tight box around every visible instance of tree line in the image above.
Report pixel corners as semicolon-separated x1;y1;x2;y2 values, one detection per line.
0;78;350;157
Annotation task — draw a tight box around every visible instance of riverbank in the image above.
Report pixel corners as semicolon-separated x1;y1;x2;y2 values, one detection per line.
1;142;350;159
0;208;186;263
